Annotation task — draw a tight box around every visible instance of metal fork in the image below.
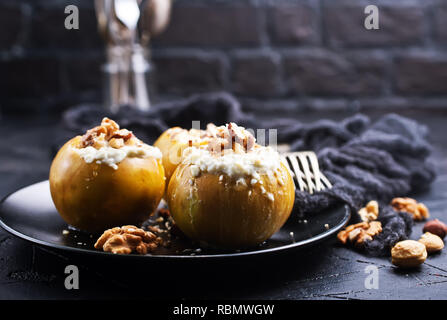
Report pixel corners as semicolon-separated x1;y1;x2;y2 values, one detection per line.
281;151;332;194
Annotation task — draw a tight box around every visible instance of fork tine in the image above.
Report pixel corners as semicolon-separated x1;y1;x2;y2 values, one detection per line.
295;153;314;194
281;151;332;194
306;152;323;192
320;172;332;189
286;155;307;192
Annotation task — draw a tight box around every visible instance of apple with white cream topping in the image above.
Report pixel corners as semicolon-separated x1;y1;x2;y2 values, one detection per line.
49;118;165;232
166;123;295;248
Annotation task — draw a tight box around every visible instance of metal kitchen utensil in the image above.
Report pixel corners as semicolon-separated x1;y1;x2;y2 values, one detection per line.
281;151;332;194
114;0;141;33
95;0;172;113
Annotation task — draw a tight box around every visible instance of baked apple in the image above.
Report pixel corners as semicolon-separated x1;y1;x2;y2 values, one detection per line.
167;123;295;248
49;118;165;233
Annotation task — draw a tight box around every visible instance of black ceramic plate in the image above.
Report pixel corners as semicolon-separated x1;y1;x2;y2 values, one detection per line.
0;181;350;260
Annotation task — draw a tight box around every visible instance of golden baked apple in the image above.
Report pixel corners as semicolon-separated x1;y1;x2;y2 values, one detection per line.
167;123;295;248
49;118;165;233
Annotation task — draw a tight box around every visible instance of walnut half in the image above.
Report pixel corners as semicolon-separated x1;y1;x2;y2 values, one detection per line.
94;225;159;255
391;197;429;221
337;221;382;248
358;200;379;222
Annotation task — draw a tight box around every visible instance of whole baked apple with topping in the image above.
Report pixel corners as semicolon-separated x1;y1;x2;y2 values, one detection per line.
49;118;165;233
167;123;295;248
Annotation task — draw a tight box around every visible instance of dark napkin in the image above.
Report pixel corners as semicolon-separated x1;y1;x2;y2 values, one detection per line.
62;92;436;256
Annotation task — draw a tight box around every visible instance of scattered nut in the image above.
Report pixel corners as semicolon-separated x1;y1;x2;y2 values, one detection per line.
391;240;427;268
338;222;367;244
337;221;382;248
94;225;158;255
358;200;379;222
423;219;447;239
418;232;444;253
159;208;171;219
391;197;430;221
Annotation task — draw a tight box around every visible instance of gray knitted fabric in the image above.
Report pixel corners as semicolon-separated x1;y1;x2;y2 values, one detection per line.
62;92;436;256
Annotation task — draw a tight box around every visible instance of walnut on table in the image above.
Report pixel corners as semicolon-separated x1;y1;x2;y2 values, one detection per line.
391;197;429;221
94;225;159;255
358;200;379;222
337;221;382;248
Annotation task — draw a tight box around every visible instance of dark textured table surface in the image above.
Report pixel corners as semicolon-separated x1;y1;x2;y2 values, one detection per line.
1;109;446;300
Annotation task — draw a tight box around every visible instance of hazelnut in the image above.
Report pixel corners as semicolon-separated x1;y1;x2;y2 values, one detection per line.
419;232;444;253
391;240;427;268
423;219;447;239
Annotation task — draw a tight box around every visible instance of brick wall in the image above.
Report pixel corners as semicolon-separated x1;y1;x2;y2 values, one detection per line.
1;0;447;114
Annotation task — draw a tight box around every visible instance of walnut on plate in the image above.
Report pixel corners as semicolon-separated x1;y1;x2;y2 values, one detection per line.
391;197;429;221
337;221;382;248
94;225;159;255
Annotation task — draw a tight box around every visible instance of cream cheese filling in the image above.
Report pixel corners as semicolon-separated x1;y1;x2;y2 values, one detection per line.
75;145;162;170
182;146;282;183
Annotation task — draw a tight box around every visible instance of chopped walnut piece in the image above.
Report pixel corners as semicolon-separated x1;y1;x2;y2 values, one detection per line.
101;117;120;139
81;125;107;147
207;137;228;155
337;222;368;244
337;221;382;248
206;123;256;155
80;118;134;149
205;123;219;138
366;221;382;236
112;129;133;141
94;225;158;255
109;138;124;149
358;200;379;222
391;197;430;221
227;122;255;151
